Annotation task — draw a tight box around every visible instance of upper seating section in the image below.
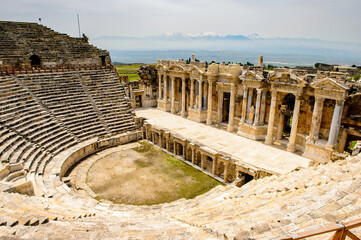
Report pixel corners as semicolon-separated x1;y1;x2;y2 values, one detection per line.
0;21;109;67
0;69;136;168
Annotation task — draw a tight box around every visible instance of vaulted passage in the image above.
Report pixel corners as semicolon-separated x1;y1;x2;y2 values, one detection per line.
29;54;41;67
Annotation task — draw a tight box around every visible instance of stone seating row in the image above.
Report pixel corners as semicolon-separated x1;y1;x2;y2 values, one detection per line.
0;191;95;227
161;154;361;239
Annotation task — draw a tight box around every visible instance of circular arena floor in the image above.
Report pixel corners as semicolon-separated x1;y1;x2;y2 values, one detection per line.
70;141;221;205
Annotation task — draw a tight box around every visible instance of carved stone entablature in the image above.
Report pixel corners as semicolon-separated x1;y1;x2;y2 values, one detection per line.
217;63;242;83
168;64;186;73
311;77;349;100
268;72;307;94
240;70;266;89
189;65;205;80
216;82;235;92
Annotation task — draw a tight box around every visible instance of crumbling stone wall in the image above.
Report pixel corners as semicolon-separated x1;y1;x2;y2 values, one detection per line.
0;21;110;68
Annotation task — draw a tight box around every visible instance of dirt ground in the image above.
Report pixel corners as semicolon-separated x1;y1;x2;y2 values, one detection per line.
86;141;221;205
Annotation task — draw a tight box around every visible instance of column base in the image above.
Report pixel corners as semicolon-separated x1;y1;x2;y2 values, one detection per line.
157;99;171;112
264;136;273;145
287;143;296;152
206;118;212;125
302;140;333;163
187;108;207;123
181;111;187;118
227;124;234;132
237;123;267;140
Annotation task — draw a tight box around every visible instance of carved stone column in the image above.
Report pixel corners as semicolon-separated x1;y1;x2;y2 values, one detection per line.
190;144;195;164
182;143;186;159
276;106;286;141
241;86;248;124
247;88;254;111
171;76;176;113
223;162;229;183
206;81;213;125
217;89;223;123
201;153;205;170
212;156;217;175
181;77;187;118
287;95;302;152
159;133;162;147
259;91;267;125
327;100;345;147
253;88;263;126
307;96;325;142
265;90;278;145
190;78;194;108
198;81;203;109
158;73;162;99
227;83;236;132
163;74;168;101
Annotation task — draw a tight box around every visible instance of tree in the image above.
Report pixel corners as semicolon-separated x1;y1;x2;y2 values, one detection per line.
354;74;360;81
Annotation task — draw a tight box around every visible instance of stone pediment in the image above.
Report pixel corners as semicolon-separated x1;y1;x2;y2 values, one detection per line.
268;72;306;87
243;71;264;81
311;78;349;92
168;64;185;72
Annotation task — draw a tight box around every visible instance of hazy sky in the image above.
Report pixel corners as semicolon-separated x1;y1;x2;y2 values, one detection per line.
1;0;360;42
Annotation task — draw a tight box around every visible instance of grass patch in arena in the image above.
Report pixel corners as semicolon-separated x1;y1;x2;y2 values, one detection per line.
86;141;222;205
115;64;141;81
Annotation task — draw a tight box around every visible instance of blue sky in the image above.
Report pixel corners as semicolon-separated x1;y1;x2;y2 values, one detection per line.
1;0;360;42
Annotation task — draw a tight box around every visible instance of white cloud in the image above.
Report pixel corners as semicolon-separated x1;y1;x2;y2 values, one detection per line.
0;0;360;42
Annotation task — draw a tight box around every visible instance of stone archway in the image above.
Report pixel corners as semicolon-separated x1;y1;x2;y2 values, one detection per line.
29;55;41;67
276;93;295;142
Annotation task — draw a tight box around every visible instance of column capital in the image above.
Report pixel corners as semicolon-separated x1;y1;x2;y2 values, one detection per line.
243;85;249;91
271;90;277;98
315;95;325;102
336;99;345;106
256;88;263;94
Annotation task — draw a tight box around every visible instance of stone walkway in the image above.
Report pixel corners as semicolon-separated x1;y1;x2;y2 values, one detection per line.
136;108;311;175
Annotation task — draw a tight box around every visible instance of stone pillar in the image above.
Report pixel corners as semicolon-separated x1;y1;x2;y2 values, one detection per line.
338;128;348;152
190;79;195;108
182;143;186;159
227;84;236;132
165;136;169;151
308;96;325;142
201;153;205;170
217;90;223;123
198;81;203;109
173;142;176;155
223;162;228;183
206;81;213;125
158;73;162;99
259;91;267;125
212;157;217;175
163;75;168;101
265;90;278;145
276;111;285;141
159;133;162;147
181;77;187;117
247;88;254;111
287;95;302;152
253;88;263;126
327;100;345;147
241;86;248;124
171;76;176;113
191;146;195;164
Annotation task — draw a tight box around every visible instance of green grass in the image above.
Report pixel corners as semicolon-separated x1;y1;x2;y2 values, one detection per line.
115;64;142;81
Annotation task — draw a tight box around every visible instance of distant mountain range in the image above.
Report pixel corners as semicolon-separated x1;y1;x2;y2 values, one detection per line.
90;32;361;66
